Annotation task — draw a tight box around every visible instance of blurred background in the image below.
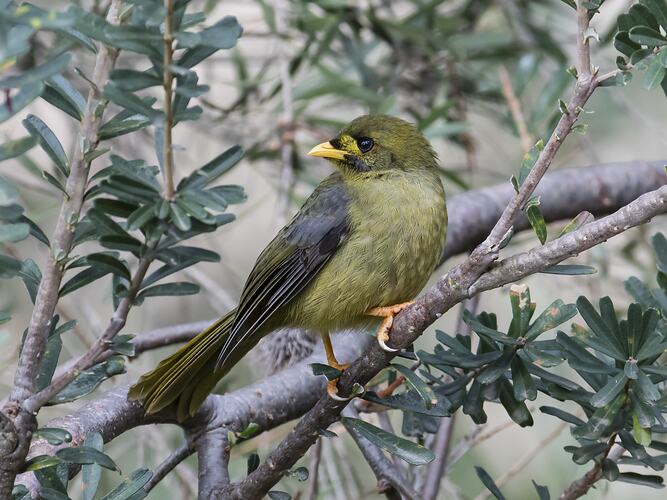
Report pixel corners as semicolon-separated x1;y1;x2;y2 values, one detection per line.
2;0;667;498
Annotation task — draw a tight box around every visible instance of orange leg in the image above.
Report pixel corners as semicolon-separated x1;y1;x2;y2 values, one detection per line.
367;301;414;352
321;331;350;401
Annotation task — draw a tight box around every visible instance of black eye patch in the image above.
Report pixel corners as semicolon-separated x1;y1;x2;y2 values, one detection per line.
356;137;374;153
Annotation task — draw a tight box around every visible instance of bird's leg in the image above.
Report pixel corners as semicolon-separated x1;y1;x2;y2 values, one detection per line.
367;301;414;352
320;331;350;401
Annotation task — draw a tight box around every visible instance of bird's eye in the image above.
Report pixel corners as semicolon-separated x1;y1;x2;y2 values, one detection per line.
357;137;374;153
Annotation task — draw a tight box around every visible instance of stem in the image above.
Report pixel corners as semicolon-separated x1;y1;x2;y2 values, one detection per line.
0;1;123;494
559;435;621;500
576;0;592;80
162;0;176;200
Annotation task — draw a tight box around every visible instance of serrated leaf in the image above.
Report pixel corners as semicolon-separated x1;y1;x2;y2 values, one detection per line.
341;417;435;465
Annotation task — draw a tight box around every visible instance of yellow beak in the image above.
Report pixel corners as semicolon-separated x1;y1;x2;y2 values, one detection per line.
307;141;347;161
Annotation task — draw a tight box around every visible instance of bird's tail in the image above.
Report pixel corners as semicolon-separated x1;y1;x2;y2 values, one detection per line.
128;309;236;421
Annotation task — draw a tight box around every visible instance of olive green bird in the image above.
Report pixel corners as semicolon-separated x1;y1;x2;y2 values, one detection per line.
129;115;448;421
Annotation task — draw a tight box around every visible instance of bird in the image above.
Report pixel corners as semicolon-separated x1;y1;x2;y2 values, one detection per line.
128;115;448;421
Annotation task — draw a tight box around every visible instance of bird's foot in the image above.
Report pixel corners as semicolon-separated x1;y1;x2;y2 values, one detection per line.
367;301;414;352
326;361;351;401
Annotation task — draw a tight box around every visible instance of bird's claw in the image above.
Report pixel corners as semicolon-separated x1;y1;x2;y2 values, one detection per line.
378;335;399;352
327;379;352;401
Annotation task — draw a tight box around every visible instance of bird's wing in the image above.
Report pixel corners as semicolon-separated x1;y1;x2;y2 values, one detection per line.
215;173;351;369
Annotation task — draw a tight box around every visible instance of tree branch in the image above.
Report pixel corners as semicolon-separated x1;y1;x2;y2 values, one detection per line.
0;1;123;495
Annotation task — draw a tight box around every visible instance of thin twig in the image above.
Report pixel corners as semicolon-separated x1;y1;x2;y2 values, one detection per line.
559;437;623;500
144;440;195;493
577;0;592;80
473;421;568;500
498;65;533;153
162;0;176;199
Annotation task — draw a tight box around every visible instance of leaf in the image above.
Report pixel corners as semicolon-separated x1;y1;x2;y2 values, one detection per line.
25;455;63;472
99;234;143;254
474;466;506;500
59;267;111;297
0;136;37;161
510;356;537;401
616;472;664;488
641;0;667;31
267;492;291;500
615;31;641;57
391;364;436;409
178;16;243;68
41;171;67;196
57;446;119;472
22;114;69;176
539;406;585;426
576;297;627;359
0;223;30;243
524;196;547;244
514;140;544;188
644;56;667;90
85;253;130;280
36;328;62;391
558;211;593;237
102;84;159;119
0;253;22;278
591;373;628;408
0;52;71;89
309;363;342;381
341;417;435;465
532;481;550;500
109;69;162;91
0;82;45;123
35;428;72;446
42;74;86;121
82;432;103;500
100;468;152;500
541;264;597;275
363;389;451;417
629;26;667;46
525;300;577;341
48;356;126;405
136;282;200;300
178;145;244;190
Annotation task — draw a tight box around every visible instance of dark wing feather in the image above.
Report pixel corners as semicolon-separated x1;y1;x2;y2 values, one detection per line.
215;173;350;369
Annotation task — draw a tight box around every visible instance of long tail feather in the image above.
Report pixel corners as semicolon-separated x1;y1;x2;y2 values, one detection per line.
128;310;236;421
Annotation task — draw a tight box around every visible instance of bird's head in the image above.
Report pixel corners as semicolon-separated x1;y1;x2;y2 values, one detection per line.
307;115;438;176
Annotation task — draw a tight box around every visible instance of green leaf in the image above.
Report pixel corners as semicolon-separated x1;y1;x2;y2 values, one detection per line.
178;16;243;68
498;378;533;426
644;57;667;90
576;297;627;359
99;234;143;254
616;472;664;488
42;74;86;121
475;466;506;500
25;455;63;472
615;31;641;57
85;253;130;280
48;356;126;405
539;405;585;426
591;373;628;408
0;253;22;278
36;327;62;392
0;136;37;161
22;114;69;176
35;428;72;446
238;422;259;440
532;481;550;500
510;356;537;401
525;300;577;341
629;26;667;46
525;196;547;244
641;0;667;31
59;267;110;297
267;492;291;500
137;282;199;300
558;211;593;237
41;171;67;196
341;417;435;465
57;446;119;472
0;52;71;89
0;82;44;123
99;468;151;500
0;223;30;243
636;368;661;402
102;84;159;119
178;145;244;190
309;363;342;380
109;69;162;91
391;364;436;409
82;433;103;500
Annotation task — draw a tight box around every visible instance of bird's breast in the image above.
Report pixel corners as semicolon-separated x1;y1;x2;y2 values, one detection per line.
283;170;447;332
